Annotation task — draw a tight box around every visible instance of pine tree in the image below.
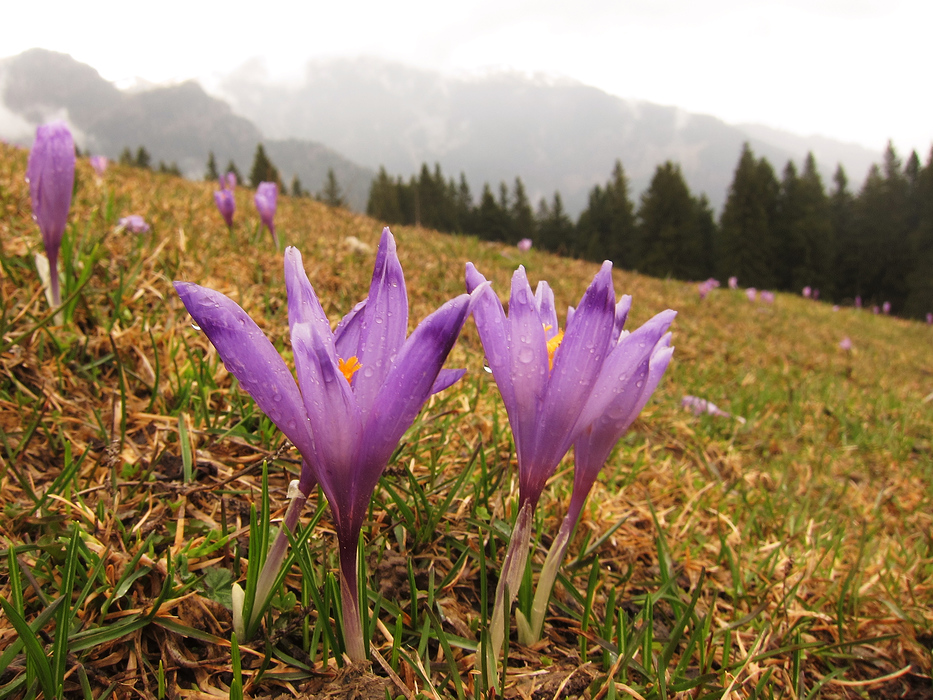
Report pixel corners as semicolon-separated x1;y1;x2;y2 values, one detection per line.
511;178;536;245
575;161;637;267
205;151;219;181
249;144;282;190
717;144;780;289
830;165;858;301
135;146;151;170
536;192;574;254
904;147;933;317
476;184;511;242
321;168;345;208
635;161;708;280
118;147;134;166
290;175;305;198
367;167;403;223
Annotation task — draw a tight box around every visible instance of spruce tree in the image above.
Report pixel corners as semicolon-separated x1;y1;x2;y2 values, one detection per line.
321;168;345;208
249;144;282;190
536;192;574;254
904;147;933;317
367;167;403;224
830;165;858;301
511;178;536;245
717;144;779;289
205;151;219;181
635;162;708;280
290;175;305;198
225;161;243;186
135;146;151;170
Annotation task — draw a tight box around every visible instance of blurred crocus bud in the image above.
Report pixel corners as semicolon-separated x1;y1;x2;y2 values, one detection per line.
225;171;237;190
855;296;862;309
839;337;852;351
254;182;279;247
90;155;108;176
882;301;890;315
745;287;757;302
802;286;811;298
118;215;150;233
27;120;75;308
927;313;932;325
214;188;235;228
517;238;532;252
728;276;738;289
760;290;775;304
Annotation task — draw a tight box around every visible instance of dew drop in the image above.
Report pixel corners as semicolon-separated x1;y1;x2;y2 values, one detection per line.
517;346;534;364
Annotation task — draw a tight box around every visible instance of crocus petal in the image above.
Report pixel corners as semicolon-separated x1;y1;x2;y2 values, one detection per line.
173;281;318;472
354;228;409;417
431;368;466;395
284;248;362;510
334;298;367;360
575;309;677;432
507;266;549;469
526;262;615;499
466;264;517;415
364;293;474;469
534;281;559;338
613;295;633;341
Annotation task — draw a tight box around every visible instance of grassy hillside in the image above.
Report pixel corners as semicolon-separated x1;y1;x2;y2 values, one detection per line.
0;142;931;699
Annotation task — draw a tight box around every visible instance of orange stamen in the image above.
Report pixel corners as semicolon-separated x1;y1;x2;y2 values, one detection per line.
546;330;564;372
338;356;362;384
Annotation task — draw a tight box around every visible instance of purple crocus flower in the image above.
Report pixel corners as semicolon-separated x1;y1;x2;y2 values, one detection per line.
803;286;812;298
855;295;862;309
746;287;757;302
926;313;932;325
728;276;738;290
839;336;853;351
224;171;237;190
89;155;108;176
760;290;775;304
175;228;477;660
466;261;675;665
214;188;235;229
254;181;279;247
517;238;532;252
882;301;891;315
27;121;75;309
118;215;150;234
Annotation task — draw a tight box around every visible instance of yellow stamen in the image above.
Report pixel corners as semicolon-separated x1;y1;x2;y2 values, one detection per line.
338;356;362;384
546;330;564;372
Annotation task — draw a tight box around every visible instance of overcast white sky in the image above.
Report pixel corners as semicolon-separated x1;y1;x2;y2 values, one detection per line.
5;0;931;156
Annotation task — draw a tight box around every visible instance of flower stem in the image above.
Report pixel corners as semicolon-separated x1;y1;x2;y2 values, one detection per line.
481;501;533;681
522;511;575;645
338;542;367;662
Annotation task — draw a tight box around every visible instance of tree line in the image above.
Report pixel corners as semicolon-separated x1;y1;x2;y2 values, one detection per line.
366;143;933;319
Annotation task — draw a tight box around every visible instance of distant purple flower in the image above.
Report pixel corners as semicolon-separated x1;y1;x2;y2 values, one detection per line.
832;305;840;311
855;296;862;309
813;288;820;301
517;238;532;252
682;395;744;422
882;301;891;315
760;290;775;304
839;336;852;351
872;305;879;314
176;228;476;660
224;171;237;190
745;287;757;302
214;188;235;229
254;182;279;247
27;121;75;308
698;278;718;299
728;276;738;290
802;286;812;298
118;215;150;233
90;155;108;176
927;313;932;325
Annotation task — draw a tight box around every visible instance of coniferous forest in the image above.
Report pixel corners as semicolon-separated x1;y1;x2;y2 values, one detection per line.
367;142;933;319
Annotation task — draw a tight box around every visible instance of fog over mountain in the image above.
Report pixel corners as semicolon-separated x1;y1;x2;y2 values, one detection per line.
1;49;882;217
0;49;374;210
216;57;882;214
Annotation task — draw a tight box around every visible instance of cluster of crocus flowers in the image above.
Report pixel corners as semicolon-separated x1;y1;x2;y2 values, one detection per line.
254;181;279;247
214;173;236;229
465;261;675;670
176;228;479;661
517;238;532;252
697;277;719;299
27;121;75;310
